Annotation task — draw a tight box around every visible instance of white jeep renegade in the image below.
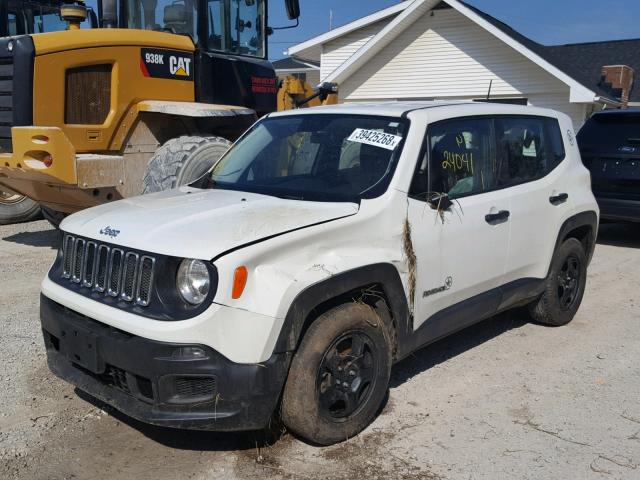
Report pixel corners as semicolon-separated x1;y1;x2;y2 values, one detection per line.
41;102;598;445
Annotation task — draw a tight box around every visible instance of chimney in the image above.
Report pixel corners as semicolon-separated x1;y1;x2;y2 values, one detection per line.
601;65;635;108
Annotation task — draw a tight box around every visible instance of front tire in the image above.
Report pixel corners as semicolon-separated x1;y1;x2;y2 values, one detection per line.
281;303;392;445
141;136;232;194
0;189;42;225
529;238;587;326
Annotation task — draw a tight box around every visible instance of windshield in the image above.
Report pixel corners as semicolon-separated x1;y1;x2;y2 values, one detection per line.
125;0;198;40
578;112;640;149
5;1;68;35
208;114;409;202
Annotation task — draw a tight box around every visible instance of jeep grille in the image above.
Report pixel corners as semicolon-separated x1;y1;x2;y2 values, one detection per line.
61;234;155;306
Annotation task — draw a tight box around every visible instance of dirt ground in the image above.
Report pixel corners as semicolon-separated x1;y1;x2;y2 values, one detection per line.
0;220;639;480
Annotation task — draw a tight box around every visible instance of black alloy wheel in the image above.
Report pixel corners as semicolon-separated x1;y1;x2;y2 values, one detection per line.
317;330;378;421
557;254;582;311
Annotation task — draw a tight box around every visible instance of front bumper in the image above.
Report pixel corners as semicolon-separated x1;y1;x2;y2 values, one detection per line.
0;126;124;213
40;295;290;431
596;196;640;223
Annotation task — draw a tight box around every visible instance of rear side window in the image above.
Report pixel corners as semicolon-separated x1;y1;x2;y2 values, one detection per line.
496;117;565;188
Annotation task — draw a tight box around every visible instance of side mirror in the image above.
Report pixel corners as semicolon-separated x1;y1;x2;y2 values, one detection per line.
285;0;300;20
101;0;118;28
427;192;453;211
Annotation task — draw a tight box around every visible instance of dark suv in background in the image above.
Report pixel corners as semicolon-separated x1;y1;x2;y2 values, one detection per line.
578;109;640;222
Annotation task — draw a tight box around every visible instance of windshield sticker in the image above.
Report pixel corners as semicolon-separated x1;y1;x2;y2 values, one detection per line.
348;129;403;151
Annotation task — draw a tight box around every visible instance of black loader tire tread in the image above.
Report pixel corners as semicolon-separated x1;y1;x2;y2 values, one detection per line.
281;302;393;446
0;196;42;225
141;136;232;194
529;238;587;326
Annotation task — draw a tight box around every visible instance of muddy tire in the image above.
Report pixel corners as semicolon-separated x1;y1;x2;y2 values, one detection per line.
281;303;393;446
41;206;67;229
0;189;42;225
141;136;232;194
529;238;587;326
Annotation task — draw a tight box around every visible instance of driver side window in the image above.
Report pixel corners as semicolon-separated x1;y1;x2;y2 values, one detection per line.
411;118;494;199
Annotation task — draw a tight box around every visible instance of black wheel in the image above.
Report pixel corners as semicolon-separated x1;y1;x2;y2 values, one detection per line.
529;238;587;326
40;205;67;229
281;303;392;445
0;188;42;225
141;136;232;194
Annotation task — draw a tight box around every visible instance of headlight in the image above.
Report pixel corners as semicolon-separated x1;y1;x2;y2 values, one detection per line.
177;259;211;305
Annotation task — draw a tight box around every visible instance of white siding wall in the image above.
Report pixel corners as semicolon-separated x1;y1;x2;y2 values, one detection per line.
526;93;589;129
331;8;592;128
320;19;392;81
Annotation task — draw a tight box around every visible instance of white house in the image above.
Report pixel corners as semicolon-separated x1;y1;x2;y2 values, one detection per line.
287;0;639;128
273;57;321;87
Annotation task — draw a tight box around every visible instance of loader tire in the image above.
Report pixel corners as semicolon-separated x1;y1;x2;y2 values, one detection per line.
141;136;232;194
0;189;42;225
41;206;67;229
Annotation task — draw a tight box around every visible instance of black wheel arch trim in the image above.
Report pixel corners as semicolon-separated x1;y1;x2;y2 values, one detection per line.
273;263;412;357
551;210;598;267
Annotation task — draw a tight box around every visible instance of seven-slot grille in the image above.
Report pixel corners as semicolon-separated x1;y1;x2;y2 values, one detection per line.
61;234;155;306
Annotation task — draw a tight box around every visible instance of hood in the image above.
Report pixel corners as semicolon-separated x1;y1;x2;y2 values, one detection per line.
60;188;359;260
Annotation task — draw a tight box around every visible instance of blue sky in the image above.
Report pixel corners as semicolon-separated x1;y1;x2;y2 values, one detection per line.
84;1;640;60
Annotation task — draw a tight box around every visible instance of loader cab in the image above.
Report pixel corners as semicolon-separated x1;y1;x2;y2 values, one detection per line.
114;0;297;115
1;1;67;36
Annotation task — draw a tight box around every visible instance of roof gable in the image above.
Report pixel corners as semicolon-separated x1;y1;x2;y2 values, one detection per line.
289;0;639;105
272;57;319;71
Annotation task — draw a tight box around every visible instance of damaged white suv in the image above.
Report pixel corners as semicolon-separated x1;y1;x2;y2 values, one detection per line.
41;102;598;445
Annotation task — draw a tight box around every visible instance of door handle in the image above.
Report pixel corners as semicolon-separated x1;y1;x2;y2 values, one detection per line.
485;210;510;224
549;193;569;205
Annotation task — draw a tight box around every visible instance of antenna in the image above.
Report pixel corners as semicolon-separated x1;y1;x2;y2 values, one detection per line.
486;79;493;100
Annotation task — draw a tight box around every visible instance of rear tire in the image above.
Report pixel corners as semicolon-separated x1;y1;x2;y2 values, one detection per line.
281;303;392;446
141;136;232;194
40;205;67;229
528;238;587;326
0;189;42;225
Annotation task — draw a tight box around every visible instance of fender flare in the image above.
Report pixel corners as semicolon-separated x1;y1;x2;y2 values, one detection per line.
551;210;599;267
273;263;411;355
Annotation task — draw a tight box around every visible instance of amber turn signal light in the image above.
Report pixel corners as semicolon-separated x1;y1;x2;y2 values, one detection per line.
232;266;248;299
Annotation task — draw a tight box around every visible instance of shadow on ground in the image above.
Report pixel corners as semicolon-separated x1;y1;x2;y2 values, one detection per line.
597;222;640;248
2;228;60;249
72;309;529;452
390;309;529;388
76;388;281;452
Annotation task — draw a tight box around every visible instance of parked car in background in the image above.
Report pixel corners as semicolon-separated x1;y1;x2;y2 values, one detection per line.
578;109;640;222
40;102;598;445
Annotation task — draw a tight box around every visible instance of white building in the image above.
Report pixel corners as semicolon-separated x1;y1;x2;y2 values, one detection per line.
288;0;639;128
273;57;321;87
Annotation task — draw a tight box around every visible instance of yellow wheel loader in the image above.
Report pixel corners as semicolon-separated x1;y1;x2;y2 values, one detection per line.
0;0;320;227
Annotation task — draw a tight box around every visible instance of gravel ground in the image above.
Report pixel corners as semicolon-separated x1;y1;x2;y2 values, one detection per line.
0;220;639;480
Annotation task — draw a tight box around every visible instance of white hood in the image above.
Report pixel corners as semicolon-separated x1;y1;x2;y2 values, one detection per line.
61;188;359;260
